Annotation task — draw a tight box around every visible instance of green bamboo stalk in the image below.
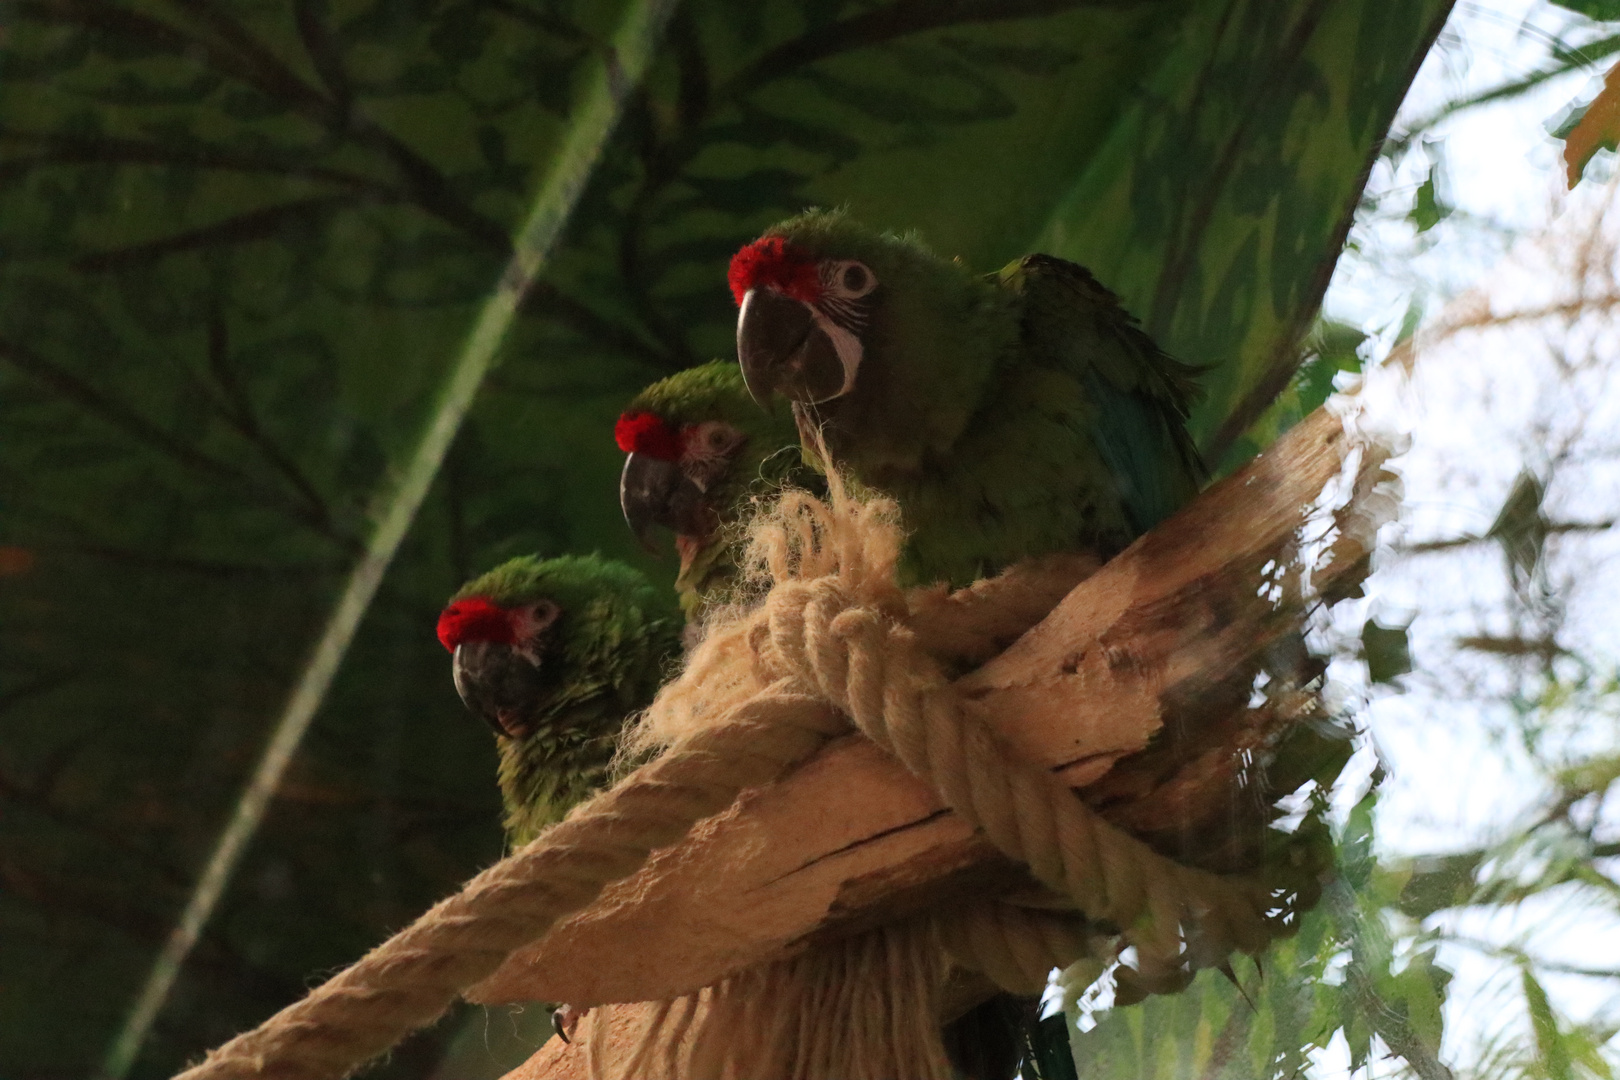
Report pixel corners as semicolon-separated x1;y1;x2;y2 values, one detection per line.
97;3;678;1075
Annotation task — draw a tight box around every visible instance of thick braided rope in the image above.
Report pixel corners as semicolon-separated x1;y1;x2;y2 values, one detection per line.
755;575;1279;978
174;690;847;1080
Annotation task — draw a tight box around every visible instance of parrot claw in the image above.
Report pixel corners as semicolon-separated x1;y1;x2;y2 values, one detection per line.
552;1003;588;1044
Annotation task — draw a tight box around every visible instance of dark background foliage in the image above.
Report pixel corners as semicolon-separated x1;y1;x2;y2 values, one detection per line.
0;1;1451;1075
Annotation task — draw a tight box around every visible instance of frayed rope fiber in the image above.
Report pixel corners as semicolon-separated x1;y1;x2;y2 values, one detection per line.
586;919;958;1080
175;473;1286;1080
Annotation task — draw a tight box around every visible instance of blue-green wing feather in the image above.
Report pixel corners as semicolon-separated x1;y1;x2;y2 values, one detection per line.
1000;255;1204;539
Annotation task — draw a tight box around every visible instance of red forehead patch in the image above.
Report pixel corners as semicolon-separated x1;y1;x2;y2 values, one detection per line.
728;236;821;306
436;597;515;652
615;410;682;461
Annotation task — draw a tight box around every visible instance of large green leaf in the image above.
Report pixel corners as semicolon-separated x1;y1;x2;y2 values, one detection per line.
0;2;1450;1075
1029;0;1451;459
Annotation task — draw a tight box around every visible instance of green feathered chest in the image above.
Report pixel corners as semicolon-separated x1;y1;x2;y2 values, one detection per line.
495;634;673;848
884;364;1141;588
495;700;623;848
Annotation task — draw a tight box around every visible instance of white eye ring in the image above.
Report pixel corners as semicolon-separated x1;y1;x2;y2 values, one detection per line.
826;260;877;299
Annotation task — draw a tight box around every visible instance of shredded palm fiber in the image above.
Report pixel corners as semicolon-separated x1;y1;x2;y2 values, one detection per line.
624;469;905;757
590;920;954;1080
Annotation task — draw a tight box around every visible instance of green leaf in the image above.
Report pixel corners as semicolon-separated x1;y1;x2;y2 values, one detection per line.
1027;0;1453;462
1410;157;1451;233
1489;469;1551;593
1217;317;1366;470
1557;752;1620;797
1381;947;1452;1056
1550;1;1620;21
1363;618;1415;684
1522;963;1576;1080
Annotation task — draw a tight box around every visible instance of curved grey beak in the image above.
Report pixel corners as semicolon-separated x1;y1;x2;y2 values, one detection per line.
620;452;706;553
452;640;539;739
736;287;845;406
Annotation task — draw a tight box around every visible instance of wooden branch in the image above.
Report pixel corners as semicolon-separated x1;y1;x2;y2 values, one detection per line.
471;403;1392;1012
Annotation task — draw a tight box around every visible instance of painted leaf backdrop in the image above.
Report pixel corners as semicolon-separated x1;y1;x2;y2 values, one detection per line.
0;1;1445;1075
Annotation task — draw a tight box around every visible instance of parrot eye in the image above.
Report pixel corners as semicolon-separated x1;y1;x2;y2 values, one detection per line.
682;421;744;463
826;260;877;300
523;599;561;642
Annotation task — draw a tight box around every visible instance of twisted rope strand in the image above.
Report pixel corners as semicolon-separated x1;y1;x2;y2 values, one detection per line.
737;521;1279;981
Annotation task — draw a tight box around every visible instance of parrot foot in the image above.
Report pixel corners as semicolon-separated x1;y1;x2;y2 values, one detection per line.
552;1003;589;1044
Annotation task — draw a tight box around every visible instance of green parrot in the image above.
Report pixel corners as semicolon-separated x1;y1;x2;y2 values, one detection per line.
438;363;809;848
728;209;1204;588
435;553;682;847
615;359;819;619
435;554;682;1046
730;212;1208;1079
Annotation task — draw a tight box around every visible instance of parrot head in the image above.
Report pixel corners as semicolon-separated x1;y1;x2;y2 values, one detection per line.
616;361;805;605
437;591;559;740
729;230;880;406
729;210;1012;470
437;554;682;843
437;554;669;741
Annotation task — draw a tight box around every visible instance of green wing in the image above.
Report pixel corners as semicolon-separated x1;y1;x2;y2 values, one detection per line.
1000;255;1205;538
